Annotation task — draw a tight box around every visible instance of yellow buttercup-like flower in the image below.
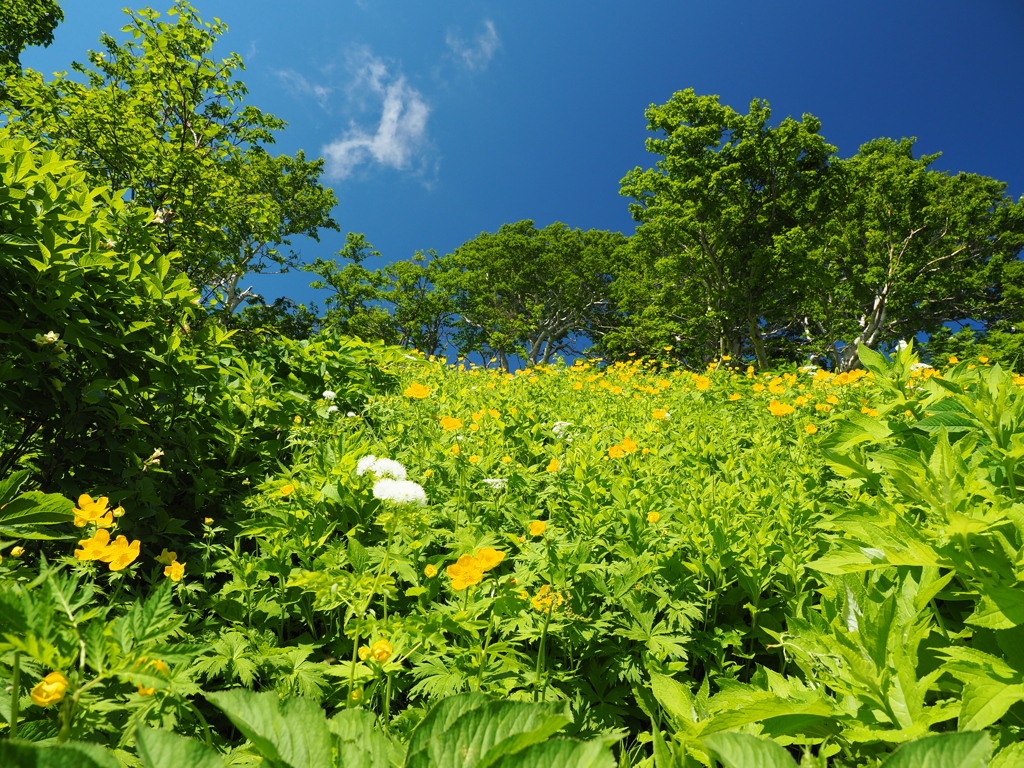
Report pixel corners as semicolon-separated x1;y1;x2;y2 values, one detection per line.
155;548;177;565
75;528;112;561
164;560;185;582
529;520;547;536
647;512;661;524
404;382;431;399
370;640;392;663
804;423;818;434
73;494;114;528
424;563;438;578
280;484;295;496
30;672;69;707
100;535;141;571
768;400;795;417
440;416;463;431
546;458;560;472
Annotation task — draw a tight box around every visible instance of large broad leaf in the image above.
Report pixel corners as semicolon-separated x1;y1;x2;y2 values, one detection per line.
206;689;332;768
329;709;395;768
0;471;30;506
703;733;797;768
136;728;225;768
958;680;1024;731
404;693;493;764
967;586;1024;629
488;735;618;768
879;731;991;768
648;673;695;729
0;491;74;526
0;740;122;768
404;694;571;768
991;741;1024;768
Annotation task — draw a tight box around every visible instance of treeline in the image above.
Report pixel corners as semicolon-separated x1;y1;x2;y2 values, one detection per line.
2;2;1023;372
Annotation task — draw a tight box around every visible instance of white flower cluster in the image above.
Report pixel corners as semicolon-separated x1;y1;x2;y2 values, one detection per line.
323;390;336;400
909;362;933;371
356;455;407;481
482;478;508;490
373;478;427;506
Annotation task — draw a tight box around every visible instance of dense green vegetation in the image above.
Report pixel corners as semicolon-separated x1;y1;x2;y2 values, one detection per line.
3;3;1024;767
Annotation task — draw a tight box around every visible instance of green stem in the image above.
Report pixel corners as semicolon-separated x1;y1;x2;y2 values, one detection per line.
10;651;20;740
476;610;494;692
534;603;554;702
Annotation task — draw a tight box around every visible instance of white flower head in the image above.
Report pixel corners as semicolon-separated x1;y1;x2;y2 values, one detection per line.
910;362;933;371
373;478;426;506
323;390;336;400
799;365;818;374
347;412;357;418
895;339;908;353
552;421;572;437
326;405;339;413
356;455;407;480
482;478;508;490
34;331;59;345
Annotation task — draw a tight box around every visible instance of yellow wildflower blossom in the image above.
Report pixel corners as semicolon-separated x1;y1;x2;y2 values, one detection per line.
404;382;431;399
30;672;69;707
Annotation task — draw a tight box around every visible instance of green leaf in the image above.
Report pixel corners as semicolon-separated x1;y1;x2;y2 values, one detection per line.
967;586;1024;629
206;689;332;768
991;741;1024;768
488;735;618;768
648;673;696;727
879;732;991;768
0;471;31;506
703;732;798;768
0;492;74;526
958;681;1024;731
404;694;571;768
0;740;122;768
136;728;226;768
328;709;394;768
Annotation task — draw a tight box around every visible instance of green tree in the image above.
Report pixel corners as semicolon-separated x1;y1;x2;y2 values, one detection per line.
618;89;836;368
0;0;63;73
442;221;627;370
304;233;456;356
1;1;338;312
806;138;1024;370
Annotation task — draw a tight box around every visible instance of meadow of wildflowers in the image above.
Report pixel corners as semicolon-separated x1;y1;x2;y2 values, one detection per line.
3;343;1024;767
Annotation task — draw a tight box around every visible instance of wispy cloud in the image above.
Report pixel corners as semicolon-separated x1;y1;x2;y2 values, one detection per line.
321;48;431;180
446;20;500;71
275;69;333;109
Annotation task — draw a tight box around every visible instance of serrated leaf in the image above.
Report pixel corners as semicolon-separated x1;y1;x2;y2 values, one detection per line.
958;681;1024;731
0;740;122;768
489;735;618;768
878;731;991;768
206;689;332;768
967;586;1024;629
136;728;226;768
0;492;74;526
703;732;798;768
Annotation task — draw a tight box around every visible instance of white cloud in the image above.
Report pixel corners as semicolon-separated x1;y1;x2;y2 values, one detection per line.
446;20;500;71
275;69;333;109
321;49;431;180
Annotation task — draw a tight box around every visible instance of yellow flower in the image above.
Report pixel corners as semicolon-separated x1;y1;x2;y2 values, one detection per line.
349;688;364;702
293;415;302;424
137;685;155;696
447;555;484;591
652;408;669;420
450;444;461;456
74;527;112;561
72;494;114;528
979;356;990;364
164;560;185;582
728;393;741;401
358;646;371;661
501;455;513;464
647;512;661;524
768;400;795;417
694;376;711;391
546;458;560;472
423;469;433;478
532;584;563;613
280;484;295;496
404;382;431;399
370;640;392;663
804;423;818;434
861;407;879;417
620;437;638;453
101;535;141;571
10;546;24;557
948;355;959;364
204;517;214;524
155;548;177;566
815;403;832;412
826;395;839;404
440;416;463;431
529;520;547;536
752;383;765;392
31;672;69;707
476;548;505;571
424;564;438;578
608;445;625;459
469;454;481;464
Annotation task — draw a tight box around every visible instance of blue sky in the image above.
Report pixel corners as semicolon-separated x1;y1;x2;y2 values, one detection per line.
22;0;1024;312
